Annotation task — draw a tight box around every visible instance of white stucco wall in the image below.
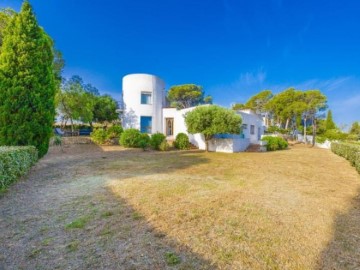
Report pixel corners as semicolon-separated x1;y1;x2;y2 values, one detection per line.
237;110;265;144
208;137;250;153
122;74;165;133
163;107;206;149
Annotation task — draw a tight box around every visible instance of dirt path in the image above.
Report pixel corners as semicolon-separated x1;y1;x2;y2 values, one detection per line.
0;145;212;270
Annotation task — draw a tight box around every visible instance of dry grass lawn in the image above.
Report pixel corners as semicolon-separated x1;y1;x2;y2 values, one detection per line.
1;143;360;269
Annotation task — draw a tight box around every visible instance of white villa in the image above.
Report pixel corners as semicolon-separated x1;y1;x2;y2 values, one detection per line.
121;73;265;152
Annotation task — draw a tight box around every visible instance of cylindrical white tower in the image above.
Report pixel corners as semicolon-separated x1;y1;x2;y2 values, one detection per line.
122;74;165;134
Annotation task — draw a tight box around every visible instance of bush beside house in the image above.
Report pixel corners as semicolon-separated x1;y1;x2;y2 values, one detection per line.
0;146;38;191
150;133;166;150
91;125;123;145
261;136;288;151
331;142;360;173
174;133;190;150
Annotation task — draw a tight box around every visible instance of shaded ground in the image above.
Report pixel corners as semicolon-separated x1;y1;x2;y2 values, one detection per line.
0;144;360;269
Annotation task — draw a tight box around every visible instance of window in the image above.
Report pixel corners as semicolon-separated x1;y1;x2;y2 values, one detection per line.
141;92;152;104
242;124;248;129
140;116;152;133
250;125;255;135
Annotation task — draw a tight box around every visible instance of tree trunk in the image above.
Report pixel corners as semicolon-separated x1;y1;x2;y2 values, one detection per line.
312;117;316;147
70;118;74;133
285;118;290;130
304;117;307;144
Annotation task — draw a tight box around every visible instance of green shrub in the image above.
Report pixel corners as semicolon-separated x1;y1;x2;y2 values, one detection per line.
159;140;170;151
0;146;38;190
119;129;150;149
322;129;348;141
174;133;190;150
331;142;360;173
316;136;327;144
138;133;150;150
90;129;107;145
106;125;123;140
150;133;166;150
261;136;288;151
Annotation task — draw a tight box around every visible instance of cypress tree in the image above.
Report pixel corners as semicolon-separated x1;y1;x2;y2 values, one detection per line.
0;1;56;157
325;110;336;130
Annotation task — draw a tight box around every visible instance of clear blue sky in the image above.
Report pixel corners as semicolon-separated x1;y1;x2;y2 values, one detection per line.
2;0;359;127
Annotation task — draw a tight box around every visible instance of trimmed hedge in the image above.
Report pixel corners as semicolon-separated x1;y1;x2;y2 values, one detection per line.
331;142;360;173
174;133;190;150
261;136;288;151
0;146;38;190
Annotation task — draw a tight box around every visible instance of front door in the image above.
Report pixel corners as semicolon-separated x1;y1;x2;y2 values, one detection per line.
165;118;174;136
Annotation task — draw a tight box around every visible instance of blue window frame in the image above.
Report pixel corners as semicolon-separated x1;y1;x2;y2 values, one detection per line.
141;92;152;104
140;116;152;133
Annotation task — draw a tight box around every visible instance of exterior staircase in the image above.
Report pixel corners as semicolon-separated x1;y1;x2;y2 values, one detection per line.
245;144;261;152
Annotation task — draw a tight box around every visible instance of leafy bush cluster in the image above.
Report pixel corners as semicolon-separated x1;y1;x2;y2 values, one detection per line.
120;130;171;151
261;136;288;151
174;133;190;150
150;133;166;150
119;129;143;148
331;142;360;173
0;146;38;190
91;125;123;145
316;129;348;143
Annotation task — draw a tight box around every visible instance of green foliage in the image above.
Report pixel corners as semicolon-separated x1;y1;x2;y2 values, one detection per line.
325;110;336;130
164;252;181;266
167;84;212;109
137;133;150;150
321;129;348;141
185;105;242;142
0;1;56;158
315;136;327;144
93;95;119;123
106;125;123;140
159;140;170;151
119;128;149;149
261;136;288;151
57;76;119;128
350;121;360;139
0;146;38;190
150;133;166;150
57;76;95;126
331;142;360;173
231;103;247;110
266;88;307;129
0;8;15;49
245;90;273;113
90;129;107;145
174;133;190;150
91;125;123;145
265;126;289;134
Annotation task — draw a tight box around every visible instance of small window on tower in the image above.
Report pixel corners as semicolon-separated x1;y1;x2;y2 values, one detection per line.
141;92;152;104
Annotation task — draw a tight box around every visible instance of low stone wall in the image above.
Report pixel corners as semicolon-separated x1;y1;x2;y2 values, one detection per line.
61;136;93;145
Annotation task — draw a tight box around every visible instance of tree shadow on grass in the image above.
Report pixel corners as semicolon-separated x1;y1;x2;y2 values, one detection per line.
318;187;360;269
0;143;217;269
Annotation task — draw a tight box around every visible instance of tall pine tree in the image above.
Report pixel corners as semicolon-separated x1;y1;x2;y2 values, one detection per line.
325;110;336;130
0;1;56;157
